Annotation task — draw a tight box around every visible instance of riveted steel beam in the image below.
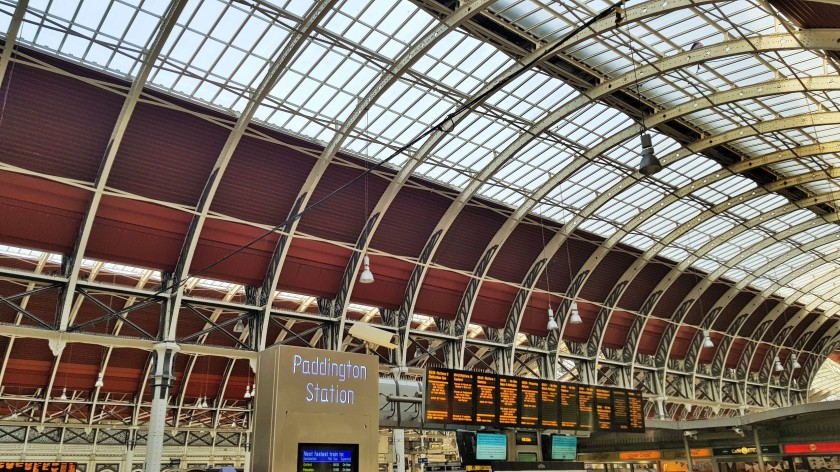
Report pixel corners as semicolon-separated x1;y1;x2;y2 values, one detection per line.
0;0;28;85
657;211;840;381
379;0;720;368
164;0;336;344
57;0;189;333
255;0;494;354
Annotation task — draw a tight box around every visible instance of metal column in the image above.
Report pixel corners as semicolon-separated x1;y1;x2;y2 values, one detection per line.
394;429;406;472
753;427;766;472
683;435;694;472
144;342;180;472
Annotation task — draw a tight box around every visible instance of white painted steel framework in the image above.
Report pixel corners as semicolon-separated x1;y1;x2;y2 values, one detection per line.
0;0;840;459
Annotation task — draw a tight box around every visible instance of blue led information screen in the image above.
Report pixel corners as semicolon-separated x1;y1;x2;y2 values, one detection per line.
297;443;358;472
551;435;577;460
475;433;507;461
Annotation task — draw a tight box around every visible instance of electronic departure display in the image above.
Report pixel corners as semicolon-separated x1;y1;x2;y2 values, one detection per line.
425;368;450;422
628;390;645;431
498;376;519;427
297;444;359;472
520;379;540;427
578;385;595;431
612;389;630;431
424;367;645;433
476;373;498;425
452;371;476;423
559;384;579;429
540;381;559;429
594;386;613;431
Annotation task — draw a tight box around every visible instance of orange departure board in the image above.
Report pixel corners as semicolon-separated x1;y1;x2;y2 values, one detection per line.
519;379;540;427
560;383;579;429
475;373;498;425
423;367;645;432
540;381;559;429
578;385;595;430
594;386;613;431
498;376;519;426
452;371;476;423
425;368;450;422
612;389;630;431
628;390;645;431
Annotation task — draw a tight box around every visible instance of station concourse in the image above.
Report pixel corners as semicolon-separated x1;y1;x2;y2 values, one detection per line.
1;0;840;471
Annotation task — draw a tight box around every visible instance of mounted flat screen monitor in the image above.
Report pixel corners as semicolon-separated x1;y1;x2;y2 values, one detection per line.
475;433;507;461
518;452;538;462
551;435;577;460
297;443;359;472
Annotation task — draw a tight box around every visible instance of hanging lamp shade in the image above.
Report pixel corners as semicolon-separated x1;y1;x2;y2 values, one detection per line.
359;255;374;284
569;300;582;325
702;329;714;349
233;319;245;333
547;307;559;331
639;133;663;175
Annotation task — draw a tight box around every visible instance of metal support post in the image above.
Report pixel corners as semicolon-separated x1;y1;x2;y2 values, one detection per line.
655;396;668;420
753;427;766;472
683;435;694;472
123;429;136;472
144;342;180;472
394;428;406;472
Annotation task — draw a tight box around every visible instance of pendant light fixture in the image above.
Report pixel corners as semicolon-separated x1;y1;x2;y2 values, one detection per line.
547;306;559;331
774;355;784;373
244;384;252;399
639;133;663;175
359;255;374;284
233;318;245;333
358;106;374;285
702;329;714;349
792;357;802;370
629;43;662;176
59;387;68;401
568;300;582;325
94;372;104;389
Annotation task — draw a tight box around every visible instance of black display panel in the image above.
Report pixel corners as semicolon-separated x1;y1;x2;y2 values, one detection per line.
594;386;613;432
425;368;450;422
451;370;476;423
498;376;519;427
628;390;645;432
475;372;498;426
577;385;595;431
539;381;560;429
297;443;359;472
515;431;538;445
559;384;579;430
611;388;630;432
423;367;645;432
519;378;540;427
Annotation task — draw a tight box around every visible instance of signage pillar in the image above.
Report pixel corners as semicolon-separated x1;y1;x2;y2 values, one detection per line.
753;428;766;472
394;428;405;472
144;342;179;472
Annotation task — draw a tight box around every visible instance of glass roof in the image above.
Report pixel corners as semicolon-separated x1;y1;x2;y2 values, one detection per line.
3;0;840;369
